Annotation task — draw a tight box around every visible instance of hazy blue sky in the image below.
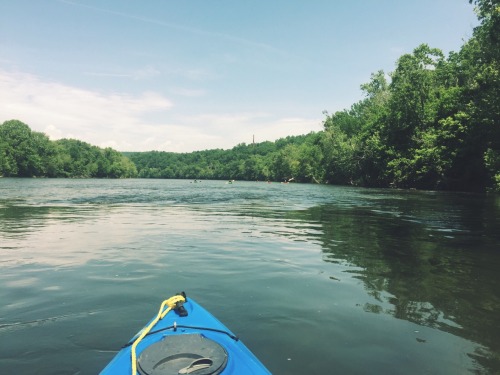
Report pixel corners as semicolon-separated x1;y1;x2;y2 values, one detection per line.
0;0;478;152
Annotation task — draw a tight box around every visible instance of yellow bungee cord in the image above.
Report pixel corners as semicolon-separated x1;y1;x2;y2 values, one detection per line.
131;295;186;375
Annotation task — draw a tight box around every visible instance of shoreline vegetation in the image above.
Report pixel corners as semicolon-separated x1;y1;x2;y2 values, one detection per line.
1;0;498;192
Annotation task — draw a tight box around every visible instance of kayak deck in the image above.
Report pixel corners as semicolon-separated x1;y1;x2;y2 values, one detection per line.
100;295;271;374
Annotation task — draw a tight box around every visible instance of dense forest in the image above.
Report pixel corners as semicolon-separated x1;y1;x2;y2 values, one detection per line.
0;120;137;178
1;0;498;192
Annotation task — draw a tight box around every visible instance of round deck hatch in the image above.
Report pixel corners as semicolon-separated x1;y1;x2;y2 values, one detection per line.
137;334;228;375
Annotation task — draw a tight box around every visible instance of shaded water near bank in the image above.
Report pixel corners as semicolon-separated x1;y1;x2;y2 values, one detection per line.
0;179;499;374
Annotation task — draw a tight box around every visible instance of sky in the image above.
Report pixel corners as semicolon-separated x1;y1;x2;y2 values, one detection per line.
0;0;478;152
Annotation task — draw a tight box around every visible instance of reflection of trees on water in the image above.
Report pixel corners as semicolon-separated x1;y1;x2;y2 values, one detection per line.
0;199;98;239
287;193;500;373
0;202;53;238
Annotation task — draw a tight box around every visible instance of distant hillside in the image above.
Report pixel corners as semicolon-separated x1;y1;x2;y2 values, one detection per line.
124;133;321;182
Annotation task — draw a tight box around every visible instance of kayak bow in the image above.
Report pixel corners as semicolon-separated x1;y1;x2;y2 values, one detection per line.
100;293;271;375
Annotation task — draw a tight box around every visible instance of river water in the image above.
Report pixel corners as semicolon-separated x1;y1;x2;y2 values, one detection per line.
0;178;499;374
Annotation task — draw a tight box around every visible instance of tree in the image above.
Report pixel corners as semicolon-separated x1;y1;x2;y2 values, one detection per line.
385;45;444;153
0;120;39;176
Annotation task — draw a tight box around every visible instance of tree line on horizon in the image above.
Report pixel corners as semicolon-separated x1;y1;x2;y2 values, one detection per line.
1;0;498;192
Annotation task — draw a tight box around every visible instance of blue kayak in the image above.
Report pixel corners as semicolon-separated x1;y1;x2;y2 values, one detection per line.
100;293;271;374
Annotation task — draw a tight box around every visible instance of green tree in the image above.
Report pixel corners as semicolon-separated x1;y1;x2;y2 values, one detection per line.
0;120;39;176
385;45;444;152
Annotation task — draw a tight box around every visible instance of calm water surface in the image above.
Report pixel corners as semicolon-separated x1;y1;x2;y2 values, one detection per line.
0;179;499;374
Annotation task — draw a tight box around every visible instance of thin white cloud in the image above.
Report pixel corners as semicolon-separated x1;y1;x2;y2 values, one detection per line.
57;0;285;55
84;65;161;81
82;72;131;78
170;88;206;98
